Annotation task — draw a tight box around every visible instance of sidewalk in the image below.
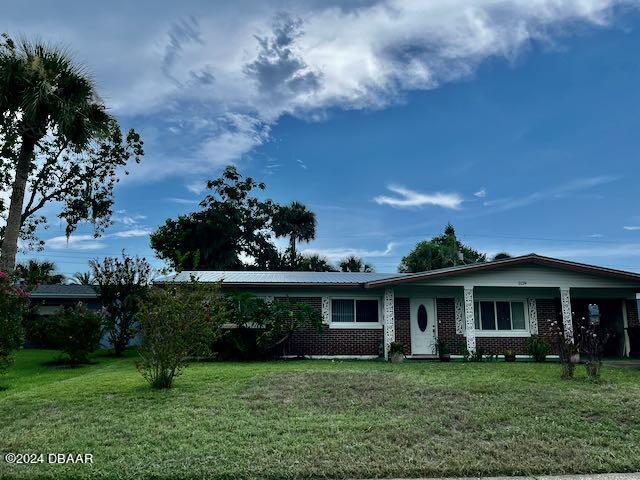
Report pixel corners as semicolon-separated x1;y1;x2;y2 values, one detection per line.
379;474;640;480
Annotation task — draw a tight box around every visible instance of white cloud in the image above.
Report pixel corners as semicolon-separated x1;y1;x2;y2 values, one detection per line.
166;197;200;205
474;189;487;198
110;228;153;238
623;226;640;231
47;235;107;251
302;242;396;262
587;233;604;238
482;176;616;212
374;185;463;209
5;0;632;182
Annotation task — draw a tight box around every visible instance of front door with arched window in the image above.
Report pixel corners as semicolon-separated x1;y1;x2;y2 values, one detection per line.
410;298;437;355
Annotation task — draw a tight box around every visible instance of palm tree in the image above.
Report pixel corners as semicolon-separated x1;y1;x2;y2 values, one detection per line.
0;35;112;271
272;201;317;267
297;253;336;272
492;252;512;261
339;255;374;272
72;271;94;285
15;259;64;288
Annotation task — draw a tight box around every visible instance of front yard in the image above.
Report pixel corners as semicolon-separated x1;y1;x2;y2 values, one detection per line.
1;350;639;480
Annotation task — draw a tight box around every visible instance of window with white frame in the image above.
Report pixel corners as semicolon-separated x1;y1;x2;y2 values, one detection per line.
331;298;379;324
473;300;527;331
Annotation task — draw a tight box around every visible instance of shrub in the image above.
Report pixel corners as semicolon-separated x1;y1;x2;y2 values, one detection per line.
388;341;406;356
225;292;322;359
458;341;470;362
549;320;578;380
51;303;103;364
0;271;28;377
575;318;609;382
434;338;449;356
470;346;485;362
137;284;228;389
91;254;150;356
504;348;516;362
524;335;550;362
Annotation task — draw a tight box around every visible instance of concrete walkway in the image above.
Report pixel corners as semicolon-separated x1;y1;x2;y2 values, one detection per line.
386;474;640;480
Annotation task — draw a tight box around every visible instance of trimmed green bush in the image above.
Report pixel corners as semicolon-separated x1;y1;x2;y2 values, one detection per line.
51;303;103;364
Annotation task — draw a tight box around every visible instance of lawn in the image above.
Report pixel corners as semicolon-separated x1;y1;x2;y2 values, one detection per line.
1;350;639;480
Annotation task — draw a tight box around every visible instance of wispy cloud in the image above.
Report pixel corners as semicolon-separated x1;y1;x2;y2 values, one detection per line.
47;235;107;251
110;228;153;238
624;226;640;231
302;242;395;262
374;185;463;210
474;189;487;198
166;197;200;205
296;159;308;170
482;176;616;212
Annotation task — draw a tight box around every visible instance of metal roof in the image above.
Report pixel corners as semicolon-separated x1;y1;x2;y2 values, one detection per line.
156;271;405;287
30;284;98;298
365;253;640;287
155;254;640;288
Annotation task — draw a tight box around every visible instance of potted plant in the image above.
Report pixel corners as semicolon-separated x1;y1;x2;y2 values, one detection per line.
388;341;406;364
434;338;450;362
504;348;516;362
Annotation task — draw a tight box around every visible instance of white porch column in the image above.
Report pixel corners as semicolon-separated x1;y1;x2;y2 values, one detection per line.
559;287;574;342
463;286;476;353
383;287;395;360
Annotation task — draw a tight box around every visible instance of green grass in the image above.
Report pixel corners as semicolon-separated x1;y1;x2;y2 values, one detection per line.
1;350;639;479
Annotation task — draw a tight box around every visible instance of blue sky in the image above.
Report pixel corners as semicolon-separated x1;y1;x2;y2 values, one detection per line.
3;0;640;275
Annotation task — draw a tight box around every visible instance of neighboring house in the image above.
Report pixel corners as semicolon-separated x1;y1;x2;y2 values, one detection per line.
29;284;100;315
157;254;640;359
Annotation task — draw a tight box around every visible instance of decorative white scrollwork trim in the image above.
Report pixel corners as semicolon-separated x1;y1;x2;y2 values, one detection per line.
321;297;331;325
560;288;574;342
455;297;464;334
383;288;395;359
527;298;538;335
463;287;476;353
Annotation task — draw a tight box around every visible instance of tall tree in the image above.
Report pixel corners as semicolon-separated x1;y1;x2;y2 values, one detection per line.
15;259;64;289
296;253;336;272
150;166;278;271
0;34;142;271
492;252;512;261
272;201;317;267
339;255;374;273
90;253;150;356
398;223;486;273
71;271;94;285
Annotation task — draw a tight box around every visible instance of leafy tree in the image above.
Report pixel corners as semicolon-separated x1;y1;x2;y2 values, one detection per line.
226;292;322;357
90;253;150;356
72;271;94;285
50;302;102;364
296;253;336;272
15;259;64;289
272;201;317;267
492;252;512;261
339;255;374;272
150;166;279;271
0;270;27;378
137;284;229;389
398;223;486;273
0;34;143;271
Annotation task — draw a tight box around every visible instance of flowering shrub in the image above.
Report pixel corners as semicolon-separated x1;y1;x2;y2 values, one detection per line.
137;284;229;389
574;316;608;382
0;271;28;376
549;319;579;380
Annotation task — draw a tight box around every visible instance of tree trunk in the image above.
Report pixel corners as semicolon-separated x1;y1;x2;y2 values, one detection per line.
290;237;296;267
0;136;36;272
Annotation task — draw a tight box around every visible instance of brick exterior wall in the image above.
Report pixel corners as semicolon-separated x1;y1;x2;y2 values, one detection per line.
394;297;411;354
626;300;639;327
285;296;383;356
436;298;466;354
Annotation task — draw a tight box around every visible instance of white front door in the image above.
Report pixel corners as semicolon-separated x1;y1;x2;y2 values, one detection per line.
410;298;437;355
